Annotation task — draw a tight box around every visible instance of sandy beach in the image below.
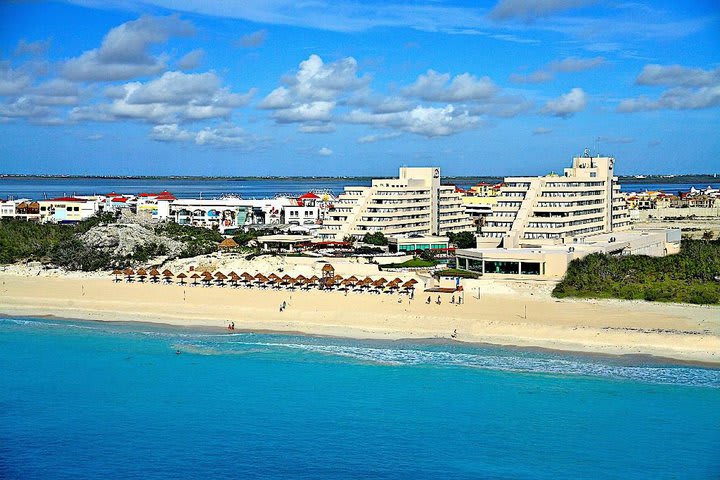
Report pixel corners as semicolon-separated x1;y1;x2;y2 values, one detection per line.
1;270;718;364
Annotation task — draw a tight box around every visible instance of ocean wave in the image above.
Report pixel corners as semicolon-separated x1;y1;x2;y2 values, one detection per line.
4;317;719;388
211;339;720;388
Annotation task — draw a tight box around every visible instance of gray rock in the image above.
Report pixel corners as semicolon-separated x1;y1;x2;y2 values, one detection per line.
80;223;184;259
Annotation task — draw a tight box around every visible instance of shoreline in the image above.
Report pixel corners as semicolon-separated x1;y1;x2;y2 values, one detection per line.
1;273;718;364
4;312;719;370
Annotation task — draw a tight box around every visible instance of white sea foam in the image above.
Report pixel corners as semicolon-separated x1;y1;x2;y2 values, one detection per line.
5;317;719;388
215;339;720;388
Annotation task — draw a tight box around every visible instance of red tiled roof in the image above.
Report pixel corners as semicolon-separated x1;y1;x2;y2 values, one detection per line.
112;197;128;203
156;194;176;201
298;192;320;200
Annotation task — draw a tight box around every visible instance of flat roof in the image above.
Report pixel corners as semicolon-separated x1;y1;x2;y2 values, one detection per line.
257;234;314;243
388;235;449;243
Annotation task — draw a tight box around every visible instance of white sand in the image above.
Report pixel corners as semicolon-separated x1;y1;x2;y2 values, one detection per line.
1;268;718;364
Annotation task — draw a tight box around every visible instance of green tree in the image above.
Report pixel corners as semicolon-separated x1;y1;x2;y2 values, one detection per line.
362;231;388;246
448;231;476;249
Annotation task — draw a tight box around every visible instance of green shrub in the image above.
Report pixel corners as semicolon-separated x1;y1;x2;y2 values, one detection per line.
362;231;388;246
553;239;720;304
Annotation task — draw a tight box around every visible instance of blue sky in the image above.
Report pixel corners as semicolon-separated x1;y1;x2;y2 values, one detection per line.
0;0;718;176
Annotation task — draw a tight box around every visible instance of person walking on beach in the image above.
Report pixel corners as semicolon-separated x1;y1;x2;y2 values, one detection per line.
426;296;431;304
436;296;441;305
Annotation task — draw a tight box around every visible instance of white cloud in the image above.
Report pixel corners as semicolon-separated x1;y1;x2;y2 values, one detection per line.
540;87;587;118
272;101;335;123
298;123;336;133
618;87;720;112
489;0;597;21
259;54;369;132
402;70;498;102
318;147;333;156
0;62;32;96
151;123;261;148
0;97;52;120
150;123;195;142
509;71;554;84
598;136;634;144
346;104;480;137
635;64;720;88
510;56;604;84
550;56;605;73
177;49;205;70
532;127;553;135
618;64;720;112
14;38;51;57
60;15;194;82
357;132;401;143
70;71;254;124
237;30;267;48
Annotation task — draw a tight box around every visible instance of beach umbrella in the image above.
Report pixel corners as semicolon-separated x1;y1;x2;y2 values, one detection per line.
392;277;403;284
267;273;281;287
149;268;160;283
123;267;134;282
281;274;293;285
295;274;307;284
254;273;268;286
347;275;359;283
190;273;200;285
177;272;187;285
162;269;174;284
112;269;122;282
401;280;415;289
228;272;241;288
214;272;227;286
241;272;254;281
214;271;226;279
136;268;148;282
332;274;344;282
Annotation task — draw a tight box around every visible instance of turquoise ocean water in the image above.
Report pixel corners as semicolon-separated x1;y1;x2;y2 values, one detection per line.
1;316;719;479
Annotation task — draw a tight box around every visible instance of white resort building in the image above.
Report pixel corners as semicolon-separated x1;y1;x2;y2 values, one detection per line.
478;152;631;249
454;152;674;280
318;167;473;240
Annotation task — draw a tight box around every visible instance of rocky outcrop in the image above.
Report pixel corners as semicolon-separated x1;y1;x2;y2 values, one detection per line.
80;223;184;258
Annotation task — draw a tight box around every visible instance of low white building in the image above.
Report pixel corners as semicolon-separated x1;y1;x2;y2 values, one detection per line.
38;197;100;223
455;228;681;280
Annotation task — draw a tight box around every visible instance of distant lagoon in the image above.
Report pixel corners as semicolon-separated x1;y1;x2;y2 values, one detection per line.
1;176;718;200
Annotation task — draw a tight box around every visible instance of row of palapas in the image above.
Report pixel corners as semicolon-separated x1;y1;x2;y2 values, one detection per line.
111;267;419;292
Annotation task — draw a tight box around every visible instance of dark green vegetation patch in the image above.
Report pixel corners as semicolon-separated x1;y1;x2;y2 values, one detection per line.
553;239;720;305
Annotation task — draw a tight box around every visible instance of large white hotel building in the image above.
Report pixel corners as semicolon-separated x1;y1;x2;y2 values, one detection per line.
318;167;473;240
478;153;631;248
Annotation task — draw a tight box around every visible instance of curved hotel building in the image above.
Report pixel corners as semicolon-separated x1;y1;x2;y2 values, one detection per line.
318;167;473;240
478;154;630;249
455;154;677;279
